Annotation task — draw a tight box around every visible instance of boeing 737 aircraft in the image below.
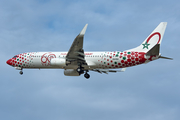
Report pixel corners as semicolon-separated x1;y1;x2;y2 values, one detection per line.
6;22;172;79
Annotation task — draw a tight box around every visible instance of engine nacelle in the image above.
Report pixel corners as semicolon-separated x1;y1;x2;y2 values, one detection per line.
50;58;66;66
64;69;80;76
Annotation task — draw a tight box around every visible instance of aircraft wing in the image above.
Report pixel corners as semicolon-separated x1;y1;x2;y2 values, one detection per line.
66;24;88;66
91;68;126;74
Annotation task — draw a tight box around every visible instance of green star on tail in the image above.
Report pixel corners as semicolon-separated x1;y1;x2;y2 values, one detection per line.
142;42;150;49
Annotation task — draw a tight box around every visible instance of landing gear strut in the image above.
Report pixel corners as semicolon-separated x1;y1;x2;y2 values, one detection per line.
76;64;90;79
76;66;84;75
18;67;23;75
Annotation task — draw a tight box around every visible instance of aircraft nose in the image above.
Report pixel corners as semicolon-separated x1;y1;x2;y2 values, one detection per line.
6;59;12;66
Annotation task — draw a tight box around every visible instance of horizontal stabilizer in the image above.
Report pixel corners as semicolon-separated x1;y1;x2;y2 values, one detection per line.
159;56;173;60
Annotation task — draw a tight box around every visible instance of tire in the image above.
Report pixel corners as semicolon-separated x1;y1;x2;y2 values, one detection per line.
84;73;90;79
19;71;23;75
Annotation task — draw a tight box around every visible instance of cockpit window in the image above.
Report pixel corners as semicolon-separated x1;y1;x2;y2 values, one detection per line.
13;55;18;58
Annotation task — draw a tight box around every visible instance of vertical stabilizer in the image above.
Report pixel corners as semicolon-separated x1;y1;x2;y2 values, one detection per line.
129;22;167;52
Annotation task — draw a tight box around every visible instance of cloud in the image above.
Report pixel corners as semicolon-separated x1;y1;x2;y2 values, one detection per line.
0;0;180;120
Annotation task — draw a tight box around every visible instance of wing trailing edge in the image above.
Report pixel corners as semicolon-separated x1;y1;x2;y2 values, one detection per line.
91;68;126;74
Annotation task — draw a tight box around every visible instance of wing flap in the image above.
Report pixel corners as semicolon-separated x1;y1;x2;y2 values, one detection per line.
91;68;126;74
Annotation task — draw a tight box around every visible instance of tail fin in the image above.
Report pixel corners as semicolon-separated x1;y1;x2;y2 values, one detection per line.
129;22;167;52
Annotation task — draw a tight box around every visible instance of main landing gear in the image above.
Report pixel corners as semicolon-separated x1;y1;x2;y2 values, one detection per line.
84;72;90;79
76;66;90;79
77;66;84;74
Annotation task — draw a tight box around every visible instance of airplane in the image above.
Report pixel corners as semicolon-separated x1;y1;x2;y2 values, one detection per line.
6;22;172;79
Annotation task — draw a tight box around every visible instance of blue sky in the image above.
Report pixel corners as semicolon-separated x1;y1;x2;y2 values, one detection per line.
1;0;180;120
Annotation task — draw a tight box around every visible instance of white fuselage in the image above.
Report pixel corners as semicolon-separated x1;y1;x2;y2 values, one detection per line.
9;51;159;70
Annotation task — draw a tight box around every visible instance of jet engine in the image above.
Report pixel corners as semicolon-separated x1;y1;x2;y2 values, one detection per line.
50;58;66;66
64;69;80;76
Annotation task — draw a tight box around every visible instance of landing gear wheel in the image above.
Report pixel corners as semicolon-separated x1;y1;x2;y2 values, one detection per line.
76;67;84;74
77;67;82;72
84;73;90;79
19;71;23;75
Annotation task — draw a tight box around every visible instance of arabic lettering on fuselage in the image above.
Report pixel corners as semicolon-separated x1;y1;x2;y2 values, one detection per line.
60;53;93;55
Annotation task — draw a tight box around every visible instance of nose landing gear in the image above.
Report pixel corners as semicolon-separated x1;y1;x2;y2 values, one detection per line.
18;67;23;75
19;70;23;75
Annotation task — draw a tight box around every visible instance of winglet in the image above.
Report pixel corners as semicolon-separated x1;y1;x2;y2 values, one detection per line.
79;24;88;35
